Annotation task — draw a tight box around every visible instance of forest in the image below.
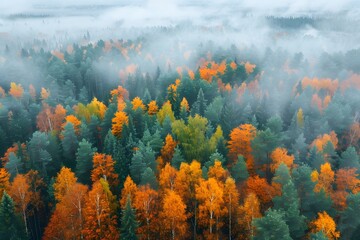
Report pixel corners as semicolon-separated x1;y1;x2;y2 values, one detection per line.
1;1;360;239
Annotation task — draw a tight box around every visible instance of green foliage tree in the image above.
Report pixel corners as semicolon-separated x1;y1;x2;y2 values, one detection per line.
253;209;291;240
61;122;79;170
0;191;27;239
121;196;139;240
75;139;96;184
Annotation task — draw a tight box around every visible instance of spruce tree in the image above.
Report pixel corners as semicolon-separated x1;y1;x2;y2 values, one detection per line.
0;191;26;239
121;196;139;240
75;139;96;184
253;209;292;240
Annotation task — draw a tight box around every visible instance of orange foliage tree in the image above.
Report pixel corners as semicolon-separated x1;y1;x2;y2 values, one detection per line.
160;190;188;240
208;160;229;184
159;163;178;192
83;180;119;239
270;148;294;172
134;185;159;240
196;178;225;237
91;153;119;190
62;115;81;134
147;100;158;115
311;131;338;152
246;175;276;205
157;134;177;171
9;174;33;235
120;175;138;209
223;177;240;239
310;211;340;240
111;111;128;138
0;168;10;200
132;97;146;111
228;124;257;172
43;183;88;240
238;192;261;239
9;82;24;99
53;167;77;202
311;162;334;195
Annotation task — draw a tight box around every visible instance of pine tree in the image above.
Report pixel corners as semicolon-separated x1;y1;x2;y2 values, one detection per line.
191;88;207;116
273;180;307;239
121;196;139;240
75;139;96;184
230;155;249;182
253;209;292;240
0;191;26;239
61;122;79;170
140;167;157;189
171;146;184;169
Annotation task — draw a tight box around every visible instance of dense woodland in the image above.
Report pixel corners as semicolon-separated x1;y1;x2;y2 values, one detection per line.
0;26;360;240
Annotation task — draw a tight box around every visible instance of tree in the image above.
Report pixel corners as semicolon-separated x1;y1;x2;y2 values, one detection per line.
273;180;307;239
252;128;281;177
83;180;119;239
228;124;256;172
61;122;79;169
120;176;138;209
9;174;32;236
121;196;139;240
43;183;88;240
230;155;249;182
147;100;158;115
174;161;202;239
157;101;175;125
223;177;239;240
171;146;184;169
158;134;177;170
238;193;261;239
111;111;129;138
310;211;340;240
270;148;294;172
253;209;292;240
132;97;146;111
246;175;276;205
196;178;225;238
0;191;26;238
340;146;360;171
191;88;207;116
76;139;96;184
339;193;360;239
140;167;157;189
9;82;24;99
312;162;334;195
159;163;177;191
0;168;10;200
53;167;77;202
91;153;119;190
134;185;159;240
160;190;188;240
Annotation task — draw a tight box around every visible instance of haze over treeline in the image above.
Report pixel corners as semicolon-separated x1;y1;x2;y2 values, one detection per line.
0;1;360;240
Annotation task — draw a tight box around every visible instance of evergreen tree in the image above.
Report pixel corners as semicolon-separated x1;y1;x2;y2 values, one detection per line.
121;196;138;240
0;191;26;239
339;193;360;239
273;180;307;239
191;88;207;116
253;209;292;240
61;122;79;170
171;146;184;169
75;139;96;184
340;146;360;171
230;155;249;182
140;167;157;189
130;151;146;184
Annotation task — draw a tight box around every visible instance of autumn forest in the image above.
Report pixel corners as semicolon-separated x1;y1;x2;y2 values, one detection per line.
1;1;360;240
